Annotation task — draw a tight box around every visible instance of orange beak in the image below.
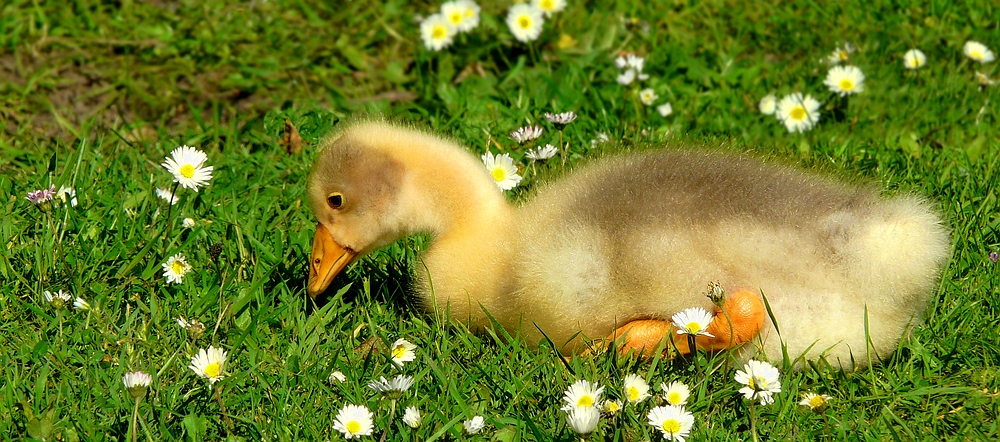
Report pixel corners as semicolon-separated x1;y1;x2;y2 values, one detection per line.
307;223;357;298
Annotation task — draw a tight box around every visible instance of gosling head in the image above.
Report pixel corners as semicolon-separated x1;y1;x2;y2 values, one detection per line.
306;130;407;298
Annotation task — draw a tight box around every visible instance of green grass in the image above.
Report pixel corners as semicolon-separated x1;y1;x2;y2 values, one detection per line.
2;0;999;440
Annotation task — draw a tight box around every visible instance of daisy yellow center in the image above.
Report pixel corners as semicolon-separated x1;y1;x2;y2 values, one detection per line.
392;345;407;359
789;106;806;121
627;387;640;401
661;418;681;434
540;0;554;10
685;321;702;333
908;59;919;68
605;402;620;412
203;362;221;378
518;16;531;29
667;391;682;404
171;261;185;274
492;168;507;182
432;25;447;40
809;395;826;408
347;420;361;433
449;12;462;24
971;50;982;60
576;395;594;408
839;79;855;91
180;164;195;179
464;9;473;18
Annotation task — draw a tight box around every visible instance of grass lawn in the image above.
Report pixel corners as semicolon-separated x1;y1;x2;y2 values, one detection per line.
2;0;999;440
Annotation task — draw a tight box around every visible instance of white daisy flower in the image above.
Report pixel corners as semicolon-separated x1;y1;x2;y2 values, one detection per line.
660;381;690;406
671;307;715;337
122;371;152;399
657;102;673;117
616;68;637;85
56;186;78;207
824;65;865;96
964;40;995;63
481;151;523;191
189;346;228;384
526;144;558;160
623;54;646;72
544;111;577;128
162;253;192;284
735;359;782;405
639;88;658;106
826;43;855;64
562;379;604;411
506;4;544;43
368;375;414;395
441;1;477;33
155;188;180;205
758;94;777;115
44;290;72;309
510;125;544;143
162;145;213;191
463;415;485;435
566;406;600;436
531;0;566;17
421;13;457;52
624;374;651;404
333;404;374;439
647;405;694;442
776;93;821;133
328;370;347;384
601;399;623;415
403;406;422;428
457;0;481;31
73;296;91;311
903;49;926;69
390;338;418;367
615;54;649;85
799;392;832;412
182;218;196;228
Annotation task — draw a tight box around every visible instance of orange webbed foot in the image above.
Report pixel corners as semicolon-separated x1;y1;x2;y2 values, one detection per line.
604;290;766;357
673;290;765;354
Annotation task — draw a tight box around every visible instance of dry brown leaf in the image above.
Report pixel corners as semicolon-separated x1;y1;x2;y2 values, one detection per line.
282;119;303;154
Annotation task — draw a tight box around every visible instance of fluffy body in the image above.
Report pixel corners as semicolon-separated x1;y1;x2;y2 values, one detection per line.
308;122;950;369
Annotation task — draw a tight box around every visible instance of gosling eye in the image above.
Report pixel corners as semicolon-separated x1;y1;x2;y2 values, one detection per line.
327;192;344;210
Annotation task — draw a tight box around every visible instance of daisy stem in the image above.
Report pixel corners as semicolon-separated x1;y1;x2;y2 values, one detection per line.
559;130;566;167
130;398;140;442
214;383;235;435
379;399;397;442
750;406;759;442
162;182;180;251
687;334;697;371
633;89;643;129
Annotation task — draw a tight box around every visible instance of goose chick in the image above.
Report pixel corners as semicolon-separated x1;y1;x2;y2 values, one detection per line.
307;122;950;369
